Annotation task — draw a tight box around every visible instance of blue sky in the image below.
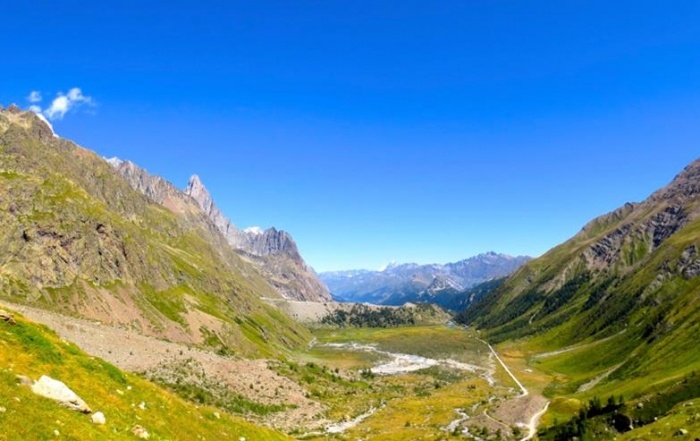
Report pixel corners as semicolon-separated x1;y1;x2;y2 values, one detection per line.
3;1;700;272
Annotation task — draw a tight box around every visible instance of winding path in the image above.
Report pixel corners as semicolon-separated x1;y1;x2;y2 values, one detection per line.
521;401;550;441
476;338;527;397
475;338;550;441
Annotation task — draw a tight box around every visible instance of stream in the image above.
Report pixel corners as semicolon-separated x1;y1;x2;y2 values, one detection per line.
317;342;491;434
322;342;487;376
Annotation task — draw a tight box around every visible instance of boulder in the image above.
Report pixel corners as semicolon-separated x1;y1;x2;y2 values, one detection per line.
132;425;150;439
91;411;106;425
30;375;91;413
0;310;16;325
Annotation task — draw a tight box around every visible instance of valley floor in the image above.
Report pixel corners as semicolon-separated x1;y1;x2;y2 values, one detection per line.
5;300;553;440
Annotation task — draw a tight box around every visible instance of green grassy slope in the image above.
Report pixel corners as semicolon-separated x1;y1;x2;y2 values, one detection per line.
456;157;700;438
0;108;310;358
0;307;290;441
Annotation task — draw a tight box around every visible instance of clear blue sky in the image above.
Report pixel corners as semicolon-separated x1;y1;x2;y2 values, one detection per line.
3;1;700;272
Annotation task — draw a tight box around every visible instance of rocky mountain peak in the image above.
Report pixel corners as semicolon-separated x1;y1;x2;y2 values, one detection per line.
580;157;700;271
184;174;216;217
250;228;302;261
0;106;55;140
107;160;329;302
108;159;181;208
649;158;700;204
321;253;530;306
180;174;330;301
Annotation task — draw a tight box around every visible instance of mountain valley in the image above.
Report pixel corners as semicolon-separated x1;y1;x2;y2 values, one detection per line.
3;105;700;440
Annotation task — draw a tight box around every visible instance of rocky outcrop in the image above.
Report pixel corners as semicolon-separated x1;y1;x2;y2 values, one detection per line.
183;175;249;247
584;224;633;268
0;107;310;357
581;162;699;271
649;159;700;203
183;175;331;302
91;411;107;425
677;245;700;279
108;159;330;302
244;228;302;261
0;309;16;325
132;425;151;439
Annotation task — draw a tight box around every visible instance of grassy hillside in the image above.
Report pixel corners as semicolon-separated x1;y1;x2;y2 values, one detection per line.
0;306;290;440
456;157;700;438
0;108;310;358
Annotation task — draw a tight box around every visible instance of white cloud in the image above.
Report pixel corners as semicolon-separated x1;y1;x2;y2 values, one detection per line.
44;87;94;121
27;91;42;103
24;87;96;124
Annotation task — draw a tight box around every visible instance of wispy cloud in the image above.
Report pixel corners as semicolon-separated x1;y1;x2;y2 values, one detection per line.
44;88;94;120
27;90;42;103
26;87;95;121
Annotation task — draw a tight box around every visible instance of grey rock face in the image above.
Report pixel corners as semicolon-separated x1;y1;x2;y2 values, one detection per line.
581;159;700;271
183;174;330;302
246;228;302;261
183;174;249;247
109;159;178;205
109;160;330;301
111;165;329;302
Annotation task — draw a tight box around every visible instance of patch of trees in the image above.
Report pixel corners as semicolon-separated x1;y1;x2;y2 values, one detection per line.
321;304;422;328
632;371;700;425
456;287;543;329
579;284;644;337
581;277;615;311
540;273;590;316
539;395;627;441
542;371;700;440
453;280;509;325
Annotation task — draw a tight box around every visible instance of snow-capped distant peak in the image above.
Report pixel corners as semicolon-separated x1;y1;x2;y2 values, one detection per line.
31;110;58;138
378;260;398;272
105;157;124;167
244;226;264;235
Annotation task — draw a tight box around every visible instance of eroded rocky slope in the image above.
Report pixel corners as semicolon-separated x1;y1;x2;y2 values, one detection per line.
109;160;330;302
0;107;310;357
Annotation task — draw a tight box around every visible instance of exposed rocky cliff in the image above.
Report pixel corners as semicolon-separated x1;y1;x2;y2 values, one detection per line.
576;162;699;272
182;174;249;247
183;174;330;302
0;107;310;357
110;160;330;302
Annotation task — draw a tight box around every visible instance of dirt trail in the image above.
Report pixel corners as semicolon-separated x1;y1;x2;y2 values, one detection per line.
533;329;626;359
522;401;550;441
477;338;527;397
476;338;550;441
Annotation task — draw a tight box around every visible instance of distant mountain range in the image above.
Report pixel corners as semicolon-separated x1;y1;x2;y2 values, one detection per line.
320;252;531;309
